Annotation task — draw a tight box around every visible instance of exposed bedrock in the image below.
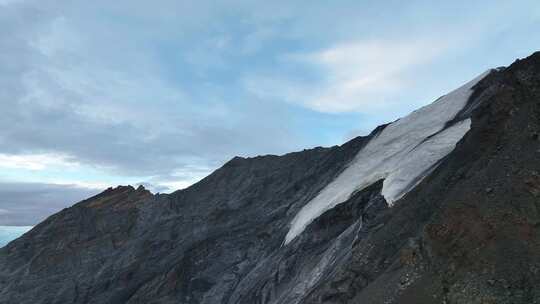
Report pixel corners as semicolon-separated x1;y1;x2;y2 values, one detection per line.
1;52;540;303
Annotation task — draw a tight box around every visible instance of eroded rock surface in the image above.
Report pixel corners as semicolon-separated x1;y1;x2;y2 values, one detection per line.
1;52;540;303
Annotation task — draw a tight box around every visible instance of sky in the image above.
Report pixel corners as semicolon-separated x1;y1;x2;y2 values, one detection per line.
0;226;32;247
0;0;539;227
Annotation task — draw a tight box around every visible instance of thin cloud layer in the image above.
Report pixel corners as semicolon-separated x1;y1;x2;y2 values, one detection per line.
0;182;98;226
245;39;449;114
0;0;303;181
0;0;539;225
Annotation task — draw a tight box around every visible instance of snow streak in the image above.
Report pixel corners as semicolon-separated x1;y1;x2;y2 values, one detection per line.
285;71;490;245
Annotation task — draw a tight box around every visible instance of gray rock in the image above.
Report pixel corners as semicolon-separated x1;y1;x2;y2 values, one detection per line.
1;51;540;303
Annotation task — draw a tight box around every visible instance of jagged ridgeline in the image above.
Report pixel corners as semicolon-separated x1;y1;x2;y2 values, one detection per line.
1;52;540;304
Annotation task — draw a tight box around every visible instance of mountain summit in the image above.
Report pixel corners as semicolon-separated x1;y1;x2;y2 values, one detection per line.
1;52;540;304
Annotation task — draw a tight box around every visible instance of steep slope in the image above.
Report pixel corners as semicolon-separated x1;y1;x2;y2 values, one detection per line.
285;70;489;244
1;51;539;304
0;132;380;304
303;52;540;303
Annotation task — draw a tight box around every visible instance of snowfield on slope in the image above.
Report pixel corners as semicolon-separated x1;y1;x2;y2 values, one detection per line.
285;71;490;245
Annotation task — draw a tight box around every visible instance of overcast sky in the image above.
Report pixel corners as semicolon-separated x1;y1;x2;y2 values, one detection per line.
1;0;539;226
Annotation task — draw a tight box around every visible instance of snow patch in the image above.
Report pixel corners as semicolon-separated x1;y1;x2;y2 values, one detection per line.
285;71;490;245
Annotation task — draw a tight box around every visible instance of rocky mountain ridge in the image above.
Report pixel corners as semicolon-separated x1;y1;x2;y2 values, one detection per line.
1;51;540;303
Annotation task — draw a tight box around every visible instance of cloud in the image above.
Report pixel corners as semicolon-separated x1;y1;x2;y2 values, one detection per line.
0;182;99;226
0;0;539;203
245;39;448;114
295;40;447;113
0;153;78;171
0;0;305;184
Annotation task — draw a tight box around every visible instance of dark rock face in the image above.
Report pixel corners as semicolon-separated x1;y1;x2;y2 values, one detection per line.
0;130;384;304
1;52;540;304
303;52;540;304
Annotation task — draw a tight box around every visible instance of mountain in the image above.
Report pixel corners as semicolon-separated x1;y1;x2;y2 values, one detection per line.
1;51;540;304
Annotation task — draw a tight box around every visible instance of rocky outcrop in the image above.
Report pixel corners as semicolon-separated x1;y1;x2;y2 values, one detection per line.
1;52;540;304
0;129;385;303
304;51;540;303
